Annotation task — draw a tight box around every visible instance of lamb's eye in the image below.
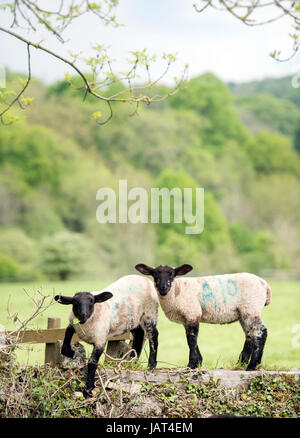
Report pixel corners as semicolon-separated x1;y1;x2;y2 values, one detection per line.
167;281;171;286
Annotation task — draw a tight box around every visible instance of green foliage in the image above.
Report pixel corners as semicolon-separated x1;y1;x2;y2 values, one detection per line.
154;168;229;247
153;169;235;272
39;231;91;281
22;194;64;238
229;75;300;109
0;164;30;227
0;228;38;269
0;123;65;190
2;354;299;418
293;124;300;155
0;71;300;278
244;232;289;274
169;73;250;147
137;375;300;418
235;93;300;137
93;105;203;175
0;253;20;280
230;222;255;253
157;230;200;267
245;132;300;175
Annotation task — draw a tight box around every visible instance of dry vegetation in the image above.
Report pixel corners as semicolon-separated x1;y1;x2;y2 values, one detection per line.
1;351;300;418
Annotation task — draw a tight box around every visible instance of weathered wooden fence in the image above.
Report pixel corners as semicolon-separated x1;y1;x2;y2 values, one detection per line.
0;317;132;367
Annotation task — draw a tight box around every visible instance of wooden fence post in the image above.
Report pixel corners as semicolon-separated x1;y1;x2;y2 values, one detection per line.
45;317;61;367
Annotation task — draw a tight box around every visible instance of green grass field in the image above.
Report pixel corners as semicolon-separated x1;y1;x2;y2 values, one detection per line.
0;279;299;370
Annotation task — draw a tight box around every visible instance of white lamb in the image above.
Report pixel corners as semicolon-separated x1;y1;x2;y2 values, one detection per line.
135;263;271;371
55;275;159;397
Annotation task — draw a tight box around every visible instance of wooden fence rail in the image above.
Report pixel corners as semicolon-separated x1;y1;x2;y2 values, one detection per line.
0;317;132;367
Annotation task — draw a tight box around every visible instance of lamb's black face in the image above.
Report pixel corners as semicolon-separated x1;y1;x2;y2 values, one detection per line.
152;266;175;296
72;292;96;324
55;291;113;324
135;263;193;297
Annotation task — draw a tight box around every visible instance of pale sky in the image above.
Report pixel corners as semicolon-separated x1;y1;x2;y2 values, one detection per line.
0;0;299;85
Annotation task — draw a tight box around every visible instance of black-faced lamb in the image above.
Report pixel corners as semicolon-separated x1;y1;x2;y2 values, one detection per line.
55;274;159;397
135;263;271;371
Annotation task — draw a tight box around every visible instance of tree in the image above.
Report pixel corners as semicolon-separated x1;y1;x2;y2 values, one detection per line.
229;222;255;253
169;73;250;147
294;124;300;154
0;252;20;281
39;231;91;281
0;1;187;124
154;168;231;251
0;122;66;189
235;93;300;137
0;228;37;264
245;131;300;174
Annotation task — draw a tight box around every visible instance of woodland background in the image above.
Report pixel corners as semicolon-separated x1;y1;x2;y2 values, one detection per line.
0;72;300;282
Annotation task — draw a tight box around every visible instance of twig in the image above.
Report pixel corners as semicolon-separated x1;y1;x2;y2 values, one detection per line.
194;1;300;26
0;12;187;124
0;42;31;123
5;289;54;342
93;348;139;416
193;1;300;62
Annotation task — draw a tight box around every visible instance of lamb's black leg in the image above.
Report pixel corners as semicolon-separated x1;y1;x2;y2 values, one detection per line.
61;324;75;358
185;325;202;369
246;325;267;371
144;322;159;370
84;344;104;398
130;325;145;358
238;336;252;366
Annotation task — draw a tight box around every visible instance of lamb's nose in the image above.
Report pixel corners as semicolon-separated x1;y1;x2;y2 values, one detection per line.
80;315;88;324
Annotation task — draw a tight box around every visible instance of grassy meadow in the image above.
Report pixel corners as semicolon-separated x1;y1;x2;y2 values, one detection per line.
0;278;299;371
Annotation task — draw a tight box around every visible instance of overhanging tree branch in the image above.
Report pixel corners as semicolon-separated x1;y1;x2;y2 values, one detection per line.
194;1;300;61
0;1;188;124
0;27;187;124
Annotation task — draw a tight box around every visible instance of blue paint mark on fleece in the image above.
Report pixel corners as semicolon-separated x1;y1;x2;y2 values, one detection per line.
128;284;141;293
227;279;238;297
218;278;227;305
109;301;120;328
202;278;239;311
202;282;217;310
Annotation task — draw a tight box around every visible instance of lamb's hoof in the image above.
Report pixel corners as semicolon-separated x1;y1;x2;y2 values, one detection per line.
187;353;202;369
187;362;200;369
246;365;256;371
83;387;93;399
148;362;157;371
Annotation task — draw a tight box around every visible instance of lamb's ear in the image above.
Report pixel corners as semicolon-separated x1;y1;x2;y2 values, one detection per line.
174;264;193;277
54;295;74;305
94;291;113;303
135;264;154;276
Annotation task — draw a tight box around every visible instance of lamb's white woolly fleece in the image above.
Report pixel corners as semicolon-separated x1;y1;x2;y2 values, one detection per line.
157;273;271;327
69;275;158;348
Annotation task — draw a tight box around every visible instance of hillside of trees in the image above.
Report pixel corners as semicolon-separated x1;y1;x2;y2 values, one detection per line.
0;71;300;281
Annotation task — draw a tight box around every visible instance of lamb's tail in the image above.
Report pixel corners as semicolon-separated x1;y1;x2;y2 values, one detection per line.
265;282;272;306
259;277;272;306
